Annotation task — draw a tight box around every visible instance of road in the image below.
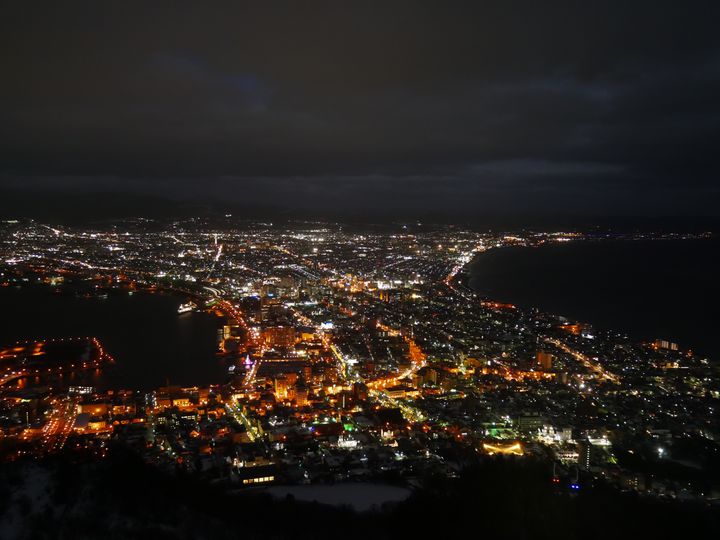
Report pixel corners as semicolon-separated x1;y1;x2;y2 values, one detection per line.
226;402;262;442
544;337;619;383
40;396;79;454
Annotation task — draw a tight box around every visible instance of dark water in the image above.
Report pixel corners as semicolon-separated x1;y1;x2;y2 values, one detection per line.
468;238;719;360
0;287;226;391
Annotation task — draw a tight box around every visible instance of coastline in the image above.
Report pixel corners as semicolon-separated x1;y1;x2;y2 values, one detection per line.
463;237;718;360
0;285;226;391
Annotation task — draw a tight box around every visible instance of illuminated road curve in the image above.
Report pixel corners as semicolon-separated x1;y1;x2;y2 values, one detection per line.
0;371;29;385
273;244;429;424
226;402;262;442
0;337;113;386
544;337;619;383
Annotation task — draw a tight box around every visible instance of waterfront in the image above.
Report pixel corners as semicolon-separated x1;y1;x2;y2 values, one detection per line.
1;220;718;508
0;286;226;391
468;238;719;360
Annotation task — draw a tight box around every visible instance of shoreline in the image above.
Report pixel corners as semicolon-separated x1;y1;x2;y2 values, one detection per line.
0;285;227;391
462;237;717;360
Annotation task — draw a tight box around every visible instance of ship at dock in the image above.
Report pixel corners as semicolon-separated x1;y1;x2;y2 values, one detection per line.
177;301;197;314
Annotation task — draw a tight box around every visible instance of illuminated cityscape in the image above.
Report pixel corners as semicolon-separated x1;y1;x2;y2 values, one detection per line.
2;2;720;538
1;220;717;505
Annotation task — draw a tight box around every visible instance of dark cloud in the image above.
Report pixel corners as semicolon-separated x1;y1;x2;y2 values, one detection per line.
1;1;719;220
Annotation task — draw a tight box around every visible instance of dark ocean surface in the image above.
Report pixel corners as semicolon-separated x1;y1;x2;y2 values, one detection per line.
0;287;227;391
468;238;719;360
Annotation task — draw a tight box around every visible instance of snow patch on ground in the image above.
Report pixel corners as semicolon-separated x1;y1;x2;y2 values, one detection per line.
263;483;411;512
0;465;53;540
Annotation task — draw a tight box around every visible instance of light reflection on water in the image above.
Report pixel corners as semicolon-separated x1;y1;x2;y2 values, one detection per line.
0;287;228;391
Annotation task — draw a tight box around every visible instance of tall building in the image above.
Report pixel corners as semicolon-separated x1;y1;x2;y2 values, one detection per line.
274;377;288;400
577;440;592;470
261;326;296;348
353;382;368;401
653;339;679;351
516;414;544;434
295;386;309;407
536;350;554;370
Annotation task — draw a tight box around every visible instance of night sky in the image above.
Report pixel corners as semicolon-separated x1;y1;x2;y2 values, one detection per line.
1;2;719;224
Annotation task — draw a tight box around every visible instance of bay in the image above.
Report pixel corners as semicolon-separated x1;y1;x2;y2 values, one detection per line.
468;238;719;360
0;286;226;391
